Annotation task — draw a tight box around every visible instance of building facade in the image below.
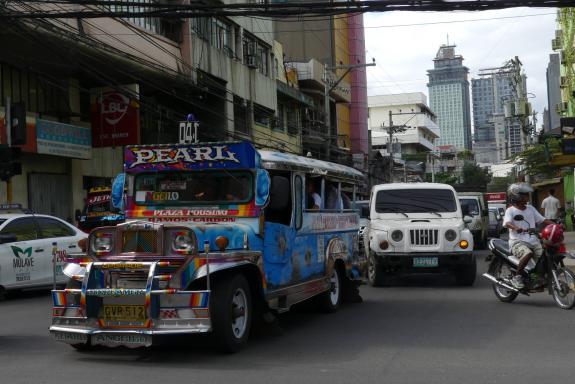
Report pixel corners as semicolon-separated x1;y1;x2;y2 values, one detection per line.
274;11;369;167
546;53;562;133
0;2;315;221
368;93;440;182
427;44;472;151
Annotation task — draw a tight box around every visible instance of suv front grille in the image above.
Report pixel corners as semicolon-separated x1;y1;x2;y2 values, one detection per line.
410;229;438;246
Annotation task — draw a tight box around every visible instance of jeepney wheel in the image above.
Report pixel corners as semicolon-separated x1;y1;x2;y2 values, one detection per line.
211;274;252;353
316;266;342;313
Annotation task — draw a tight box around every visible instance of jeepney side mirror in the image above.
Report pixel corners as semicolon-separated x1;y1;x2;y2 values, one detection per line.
361;206;370;219
269;176;290;211
0;233;17;244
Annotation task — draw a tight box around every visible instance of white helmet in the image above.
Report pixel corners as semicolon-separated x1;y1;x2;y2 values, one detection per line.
507;182;533;204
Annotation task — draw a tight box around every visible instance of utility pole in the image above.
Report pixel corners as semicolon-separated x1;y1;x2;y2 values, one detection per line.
324;60;376;161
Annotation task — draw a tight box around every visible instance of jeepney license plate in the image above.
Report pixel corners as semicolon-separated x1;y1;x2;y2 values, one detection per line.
92;333;151;347
52;331;88;344
413;257;438;267
103;305;146;321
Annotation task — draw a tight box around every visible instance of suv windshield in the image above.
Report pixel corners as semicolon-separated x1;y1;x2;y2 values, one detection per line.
459;198;480;216
375;189;457;214
134;171;253;206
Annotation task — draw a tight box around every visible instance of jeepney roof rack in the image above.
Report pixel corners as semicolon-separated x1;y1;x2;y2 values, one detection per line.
0;203;35;214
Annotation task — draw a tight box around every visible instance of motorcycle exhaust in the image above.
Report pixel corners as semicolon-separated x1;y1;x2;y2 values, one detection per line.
482;273;520;293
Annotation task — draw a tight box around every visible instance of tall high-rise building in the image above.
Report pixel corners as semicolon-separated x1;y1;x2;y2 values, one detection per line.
546;53;562;133
427;44;472;151
472;58;531;163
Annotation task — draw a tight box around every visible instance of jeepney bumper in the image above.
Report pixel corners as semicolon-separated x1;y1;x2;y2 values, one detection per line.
50;288;212;348
373;252;474;273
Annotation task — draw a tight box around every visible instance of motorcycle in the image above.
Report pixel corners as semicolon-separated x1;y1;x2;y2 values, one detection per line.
483;215;575;309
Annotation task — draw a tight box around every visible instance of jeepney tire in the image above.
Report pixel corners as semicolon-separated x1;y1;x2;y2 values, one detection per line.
316;265;343;313
455;257;477;286
211;274;252;353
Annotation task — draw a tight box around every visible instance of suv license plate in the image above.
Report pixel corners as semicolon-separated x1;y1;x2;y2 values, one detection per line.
413;257;438;267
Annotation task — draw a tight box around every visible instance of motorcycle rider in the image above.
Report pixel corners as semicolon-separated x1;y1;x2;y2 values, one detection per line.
503;183;555;289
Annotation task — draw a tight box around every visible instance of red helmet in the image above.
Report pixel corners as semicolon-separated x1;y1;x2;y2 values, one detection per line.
541;223;564;246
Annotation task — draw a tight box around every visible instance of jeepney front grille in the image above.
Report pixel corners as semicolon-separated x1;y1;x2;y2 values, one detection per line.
122;230;158;253
410;229;438;246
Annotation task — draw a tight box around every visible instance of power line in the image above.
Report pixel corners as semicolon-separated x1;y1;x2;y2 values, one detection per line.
1;1;571;20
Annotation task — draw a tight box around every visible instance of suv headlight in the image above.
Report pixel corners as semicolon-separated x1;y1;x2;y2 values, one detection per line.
391;230;403;242
445;229;457;242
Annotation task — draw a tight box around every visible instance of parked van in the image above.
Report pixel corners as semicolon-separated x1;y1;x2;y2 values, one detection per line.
364;183;475;286
458;192;489;249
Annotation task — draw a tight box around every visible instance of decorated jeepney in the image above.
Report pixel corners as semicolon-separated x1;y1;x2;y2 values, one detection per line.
50;141;365;352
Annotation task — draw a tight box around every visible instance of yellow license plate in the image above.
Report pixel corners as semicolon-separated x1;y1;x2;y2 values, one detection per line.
103;305;146;321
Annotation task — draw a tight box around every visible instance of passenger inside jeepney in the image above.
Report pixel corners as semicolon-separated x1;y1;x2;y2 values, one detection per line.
306;178;322;210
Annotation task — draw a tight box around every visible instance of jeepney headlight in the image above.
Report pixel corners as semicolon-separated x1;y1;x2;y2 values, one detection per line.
173;232;194;254
91;232;114;254
165;228;197;256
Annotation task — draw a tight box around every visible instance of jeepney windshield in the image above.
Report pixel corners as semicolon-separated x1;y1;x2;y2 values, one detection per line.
134;171;253;206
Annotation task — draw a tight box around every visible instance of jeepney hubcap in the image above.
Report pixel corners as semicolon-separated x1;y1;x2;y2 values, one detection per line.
231;288;248;338
330;270;340;305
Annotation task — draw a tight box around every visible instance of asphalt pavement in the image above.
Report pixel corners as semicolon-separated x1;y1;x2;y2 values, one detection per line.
1;249;574;384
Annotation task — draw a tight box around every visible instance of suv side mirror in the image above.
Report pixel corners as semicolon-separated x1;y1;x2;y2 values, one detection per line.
0;233;17;244
463;215;473;224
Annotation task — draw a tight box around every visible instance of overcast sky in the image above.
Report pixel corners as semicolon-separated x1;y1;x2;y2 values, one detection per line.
364;7;558;131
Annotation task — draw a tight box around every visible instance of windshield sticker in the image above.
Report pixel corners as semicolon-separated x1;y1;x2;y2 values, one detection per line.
87;194;111;205
160;180;187;191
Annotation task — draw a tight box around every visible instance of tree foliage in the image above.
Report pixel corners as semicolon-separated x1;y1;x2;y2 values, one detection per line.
461;162;491;189
487;176;515;192
434;172;458;185
511;138;561;178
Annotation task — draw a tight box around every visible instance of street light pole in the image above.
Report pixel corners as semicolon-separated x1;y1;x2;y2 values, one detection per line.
324;60;376;161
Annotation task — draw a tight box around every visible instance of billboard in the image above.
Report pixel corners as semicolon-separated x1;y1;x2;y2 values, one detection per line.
91;85;140;147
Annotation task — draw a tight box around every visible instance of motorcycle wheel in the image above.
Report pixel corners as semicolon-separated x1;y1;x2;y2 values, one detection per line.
551;267;575;310
490;259;518;303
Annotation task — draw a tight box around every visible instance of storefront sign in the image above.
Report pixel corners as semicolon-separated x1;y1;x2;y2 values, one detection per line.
485;192;507;202
91;85;140;147
36;119;91;159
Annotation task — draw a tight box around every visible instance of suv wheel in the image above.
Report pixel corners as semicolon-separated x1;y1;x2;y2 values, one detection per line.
368;253;385;287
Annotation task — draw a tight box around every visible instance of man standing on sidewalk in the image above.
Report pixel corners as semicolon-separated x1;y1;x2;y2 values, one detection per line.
541;189;561;222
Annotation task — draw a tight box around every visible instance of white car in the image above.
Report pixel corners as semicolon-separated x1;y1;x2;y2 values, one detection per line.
0;206;87;298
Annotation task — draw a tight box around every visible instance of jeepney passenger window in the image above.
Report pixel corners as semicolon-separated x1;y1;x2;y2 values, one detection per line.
294;175;303;229
325;181;342;211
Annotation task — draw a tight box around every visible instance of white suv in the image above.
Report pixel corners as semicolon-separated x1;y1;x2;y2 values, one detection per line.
364;183;476;286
